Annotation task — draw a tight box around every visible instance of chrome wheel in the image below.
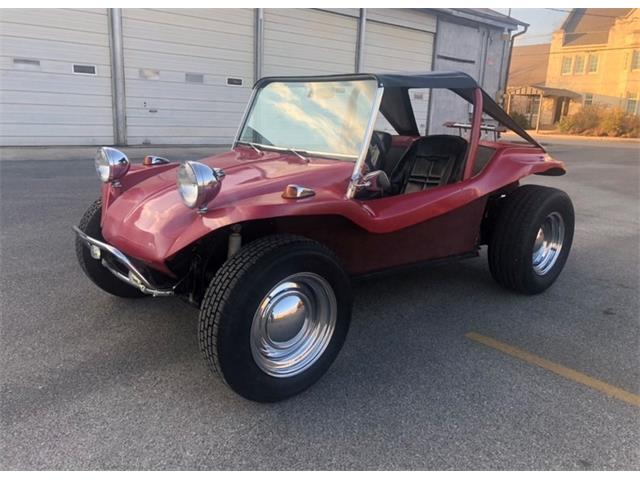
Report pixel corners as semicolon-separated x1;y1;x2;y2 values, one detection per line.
250;272;337;378
532;212;565;275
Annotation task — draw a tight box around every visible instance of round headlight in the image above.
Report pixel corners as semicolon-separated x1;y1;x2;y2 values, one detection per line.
94;147;130;183
176;161;224;211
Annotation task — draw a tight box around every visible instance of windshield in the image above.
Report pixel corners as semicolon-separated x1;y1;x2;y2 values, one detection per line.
238;79;378;159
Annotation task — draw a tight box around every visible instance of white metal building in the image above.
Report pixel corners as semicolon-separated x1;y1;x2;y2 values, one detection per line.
0;8;523;146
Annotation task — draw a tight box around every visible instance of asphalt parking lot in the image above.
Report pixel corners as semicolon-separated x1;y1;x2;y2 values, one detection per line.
1;138;638;469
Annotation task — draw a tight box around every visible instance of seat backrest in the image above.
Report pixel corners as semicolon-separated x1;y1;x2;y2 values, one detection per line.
390;135;468;194
367;130;393;170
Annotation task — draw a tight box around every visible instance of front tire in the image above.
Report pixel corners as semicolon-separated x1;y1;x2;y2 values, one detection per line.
198;235;352;402
75;199;146;298
488;185;574;294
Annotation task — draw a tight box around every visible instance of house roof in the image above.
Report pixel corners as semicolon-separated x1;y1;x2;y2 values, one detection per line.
508;85;581;100
561;8;633;46
508;44;550;88
430;8;527;29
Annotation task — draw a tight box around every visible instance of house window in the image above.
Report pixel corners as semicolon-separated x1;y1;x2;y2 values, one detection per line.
526;95;541;114
561;56;573;75
625;92;638;115
632;51;640;71
574;55;585;74
587;54;599;73
584;93;593;106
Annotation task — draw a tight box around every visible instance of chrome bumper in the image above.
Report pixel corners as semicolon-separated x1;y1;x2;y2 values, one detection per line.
73;226;175;297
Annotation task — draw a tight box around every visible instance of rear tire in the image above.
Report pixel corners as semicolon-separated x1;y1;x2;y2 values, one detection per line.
488;185;574;294
75;199;146;298
198;235;352;402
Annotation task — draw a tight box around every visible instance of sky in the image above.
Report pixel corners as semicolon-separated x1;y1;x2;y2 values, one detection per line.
494;8;568;46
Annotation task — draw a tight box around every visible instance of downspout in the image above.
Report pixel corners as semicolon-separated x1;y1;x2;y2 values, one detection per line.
108;8;127;146
254;9;264;81
503;23;528;98
355;8;367;73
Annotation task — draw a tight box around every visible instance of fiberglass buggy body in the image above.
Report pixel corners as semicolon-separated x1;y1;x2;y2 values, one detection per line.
74;71;574;401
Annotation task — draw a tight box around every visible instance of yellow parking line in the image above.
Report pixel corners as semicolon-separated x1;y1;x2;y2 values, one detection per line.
465;331;640;408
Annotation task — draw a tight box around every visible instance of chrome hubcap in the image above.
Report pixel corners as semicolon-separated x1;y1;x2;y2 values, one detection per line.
250;273;337;378
532;212;565;275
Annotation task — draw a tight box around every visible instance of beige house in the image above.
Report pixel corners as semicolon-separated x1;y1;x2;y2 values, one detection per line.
507;8;640;129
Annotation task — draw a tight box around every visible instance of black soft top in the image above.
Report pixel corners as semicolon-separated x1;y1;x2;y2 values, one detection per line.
255;71;541;148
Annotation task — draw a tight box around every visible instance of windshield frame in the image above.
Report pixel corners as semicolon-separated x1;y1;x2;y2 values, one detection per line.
233;75;384;198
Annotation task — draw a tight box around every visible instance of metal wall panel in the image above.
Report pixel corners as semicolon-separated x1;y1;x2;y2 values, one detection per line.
428;19;509;135
122;8;254;145
0;8;113;145
428;19;483;135
363;20;434;134
263;9;358;76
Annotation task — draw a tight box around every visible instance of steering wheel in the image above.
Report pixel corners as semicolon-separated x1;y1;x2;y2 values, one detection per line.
365;133;386;172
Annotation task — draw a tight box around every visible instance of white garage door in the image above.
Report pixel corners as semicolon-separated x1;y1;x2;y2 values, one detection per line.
0;9;113;146
122;9;254;145
363;18;434;134
263;9;358;76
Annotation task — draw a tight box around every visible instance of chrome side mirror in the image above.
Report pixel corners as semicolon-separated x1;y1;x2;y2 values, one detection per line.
359;170;390;192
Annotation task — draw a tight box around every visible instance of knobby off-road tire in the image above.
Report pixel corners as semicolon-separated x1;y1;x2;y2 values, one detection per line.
75;199;146;298
198;235;352;402
488;185;574;294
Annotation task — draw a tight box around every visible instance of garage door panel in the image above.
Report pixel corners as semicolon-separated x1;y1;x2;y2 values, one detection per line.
127;111;243;127
1;102;111;116
124;38;253;65
0;123;112;137
263;30;356;54
367;8;436;32
125;80;250;102
263;40;355;64
156;8;254;27
0;22;108;47
364;42;433;60
3;111;112;125
364;20;433;134
0;37;110;65
126;19;253;53
122;8;253;145
0;57;110;77
0;90;110;108
1;135;114;146
122;9;253;36
1;71;112;96
266;9;358;38
262;57;352;75
124;67;251;87
0;8;109;34
0;9;113;145
126;98;246;113
123;53;251;78
263;9;357;76
128;126;237;136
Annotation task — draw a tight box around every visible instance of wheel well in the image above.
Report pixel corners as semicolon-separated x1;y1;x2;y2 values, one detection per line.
169;215;362;305
480;182;519;245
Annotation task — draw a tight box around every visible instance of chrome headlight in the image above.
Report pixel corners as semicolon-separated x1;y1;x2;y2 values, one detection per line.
176;161;224;211
95;147;130;183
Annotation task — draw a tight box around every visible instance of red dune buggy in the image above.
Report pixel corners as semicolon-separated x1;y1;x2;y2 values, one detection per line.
74;72;574;402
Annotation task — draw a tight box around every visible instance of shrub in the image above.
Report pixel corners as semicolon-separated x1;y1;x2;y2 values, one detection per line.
510;111;530;130
598;109;640;137
559;106;640;138
558;106;601;134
